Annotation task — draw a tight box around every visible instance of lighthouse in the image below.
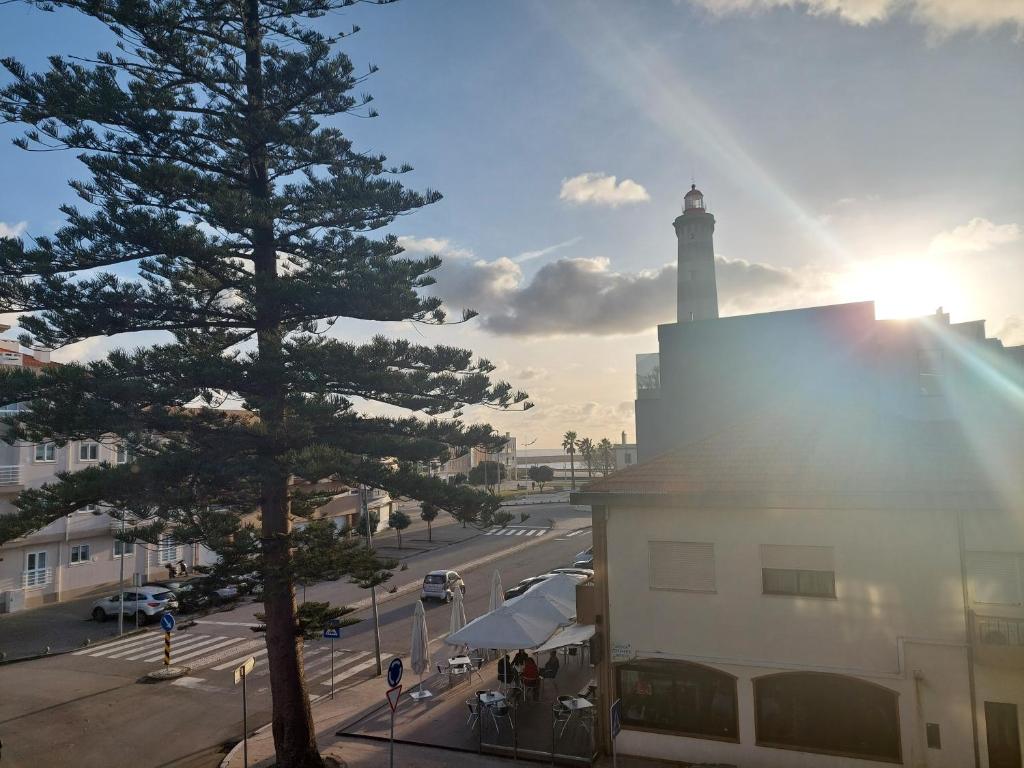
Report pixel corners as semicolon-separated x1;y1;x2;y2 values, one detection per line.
673;184;719;322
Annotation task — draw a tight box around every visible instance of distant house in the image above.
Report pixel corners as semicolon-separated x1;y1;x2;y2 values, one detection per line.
573;187;1024;768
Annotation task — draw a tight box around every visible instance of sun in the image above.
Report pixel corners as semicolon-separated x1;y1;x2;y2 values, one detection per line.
838;257;961;320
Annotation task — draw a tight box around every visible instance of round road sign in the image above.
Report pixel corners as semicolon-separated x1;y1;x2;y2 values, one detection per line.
387;657;403;687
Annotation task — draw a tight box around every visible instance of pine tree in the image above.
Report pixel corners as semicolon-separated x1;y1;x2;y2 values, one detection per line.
0;2;528;765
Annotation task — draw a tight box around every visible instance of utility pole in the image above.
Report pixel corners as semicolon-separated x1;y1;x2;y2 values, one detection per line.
361;483;383;676
117;513;126;636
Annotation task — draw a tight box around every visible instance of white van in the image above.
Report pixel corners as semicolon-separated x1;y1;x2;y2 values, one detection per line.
420;569;465;602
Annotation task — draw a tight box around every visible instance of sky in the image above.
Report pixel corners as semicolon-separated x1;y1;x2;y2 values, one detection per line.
0;0;1022;447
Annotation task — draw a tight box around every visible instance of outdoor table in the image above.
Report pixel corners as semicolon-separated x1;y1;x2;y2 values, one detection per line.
561;696;595;736
478;691;505;706
448;655;472;668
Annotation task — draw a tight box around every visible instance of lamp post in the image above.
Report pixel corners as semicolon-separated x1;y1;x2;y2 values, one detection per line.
118;513;126;636
361;484;383;676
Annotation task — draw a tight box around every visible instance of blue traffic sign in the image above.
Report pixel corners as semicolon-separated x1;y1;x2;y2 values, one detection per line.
610;698;622;739
160;613;176;633
323;627;341;639
387;657;403;687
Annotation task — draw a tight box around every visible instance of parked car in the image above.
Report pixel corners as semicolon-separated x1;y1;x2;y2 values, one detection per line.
573;547;594;569
91;586;178;623
503;574;554;600
420;570;465;602
575;546;593;562
549;567;594;578
163;578;241;611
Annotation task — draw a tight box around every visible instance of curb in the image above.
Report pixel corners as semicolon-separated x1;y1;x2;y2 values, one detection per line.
0;626;150;666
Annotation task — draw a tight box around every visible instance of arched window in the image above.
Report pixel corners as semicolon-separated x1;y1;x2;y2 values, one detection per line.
616;659;738;741
754;672;901;762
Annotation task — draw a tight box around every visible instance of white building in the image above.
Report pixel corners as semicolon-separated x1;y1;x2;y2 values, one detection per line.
573;187;1024;768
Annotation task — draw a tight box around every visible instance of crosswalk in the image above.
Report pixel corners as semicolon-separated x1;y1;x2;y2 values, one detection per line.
482;526;548;536
71;631;387;695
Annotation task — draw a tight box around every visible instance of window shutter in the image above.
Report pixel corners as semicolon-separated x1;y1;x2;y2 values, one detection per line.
969;552;1022;605
761;545;834;571
649;541;715;592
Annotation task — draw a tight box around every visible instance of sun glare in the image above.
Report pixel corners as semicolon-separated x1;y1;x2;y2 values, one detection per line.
839;258;961;320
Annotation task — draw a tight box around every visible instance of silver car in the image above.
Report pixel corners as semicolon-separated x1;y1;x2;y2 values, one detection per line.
91;586;178;623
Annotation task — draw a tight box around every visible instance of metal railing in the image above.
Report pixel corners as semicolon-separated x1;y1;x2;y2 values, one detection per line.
21;567;52;588
0;465;21;485
976;615;1024;647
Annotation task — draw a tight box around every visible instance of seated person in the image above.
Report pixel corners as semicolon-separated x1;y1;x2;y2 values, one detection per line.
512;648;529;668
497;654;518;684
543;649;560;676
521;656;540;699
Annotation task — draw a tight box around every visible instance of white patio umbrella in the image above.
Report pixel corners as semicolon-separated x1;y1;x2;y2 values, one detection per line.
449;583;468;651
409;599;432;700
446;605;555;650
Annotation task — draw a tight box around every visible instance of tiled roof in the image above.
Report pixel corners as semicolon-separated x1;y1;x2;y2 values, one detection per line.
577;405;1022;510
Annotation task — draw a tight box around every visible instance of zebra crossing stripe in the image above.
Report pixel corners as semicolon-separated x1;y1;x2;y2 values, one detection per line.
146;636;241;664
303;650;370;677
123;634;216;661
533;529;546;536
212;646;269;671
73;633;160;657
320;655;383;686
108;634;208;660
185;639;266;671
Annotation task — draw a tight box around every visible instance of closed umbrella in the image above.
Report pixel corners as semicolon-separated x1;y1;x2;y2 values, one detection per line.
409;599;432;700
449;582;467;649
489;570;505;613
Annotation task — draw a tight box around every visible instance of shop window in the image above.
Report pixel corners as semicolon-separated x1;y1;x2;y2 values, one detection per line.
616;659;738;741
754;672;901;762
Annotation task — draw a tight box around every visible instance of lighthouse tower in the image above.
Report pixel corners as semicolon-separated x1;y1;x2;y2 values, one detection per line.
673;184;719;322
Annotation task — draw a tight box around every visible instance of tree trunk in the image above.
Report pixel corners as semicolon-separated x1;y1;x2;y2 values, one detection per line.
569;453;575;490
244;0;322;763
427;519;432;542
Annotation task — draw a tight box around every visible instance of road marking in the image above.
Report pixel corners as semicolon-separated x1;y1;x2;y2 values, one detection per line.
533;529;546;536
123;634;217;661
192;620;262;628
514;529;527;535
170;676;226;694
565;528;590;537
107;635;206;660
212;646;269;671
303;650;370;677
186;639;266;670
320;655;386;686
156;636;242;664
73;633;157;657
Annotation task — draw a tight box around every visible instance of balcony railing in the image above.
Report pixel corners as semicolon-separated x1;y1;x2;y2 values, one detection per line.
0;464;21;485
972;612;1024;669
21;567;52;588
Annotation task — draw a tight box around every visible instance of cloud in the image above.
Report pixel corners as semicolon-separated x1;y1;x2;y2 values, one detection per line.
515;236;583;263
927;217;1021;256
559;173;651;207
684;0;1024;35
997;316;1024;346
0;221;28;239
515;366;548;381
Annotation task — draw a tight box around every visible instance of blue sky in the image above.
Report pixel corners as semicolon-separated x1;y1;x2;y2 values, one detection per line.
1;0;1022;445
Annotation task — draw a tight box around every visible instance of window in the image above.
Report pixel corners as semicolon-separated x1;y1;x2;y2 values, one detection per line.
926;723;942;750
115;444;134;464
24;550;49;587
649;541;715;592
968;551;1023;606
616;660;738;741
918;348;943;397
625;452;634;465
78;442;99;461
34;443;56;462
761;545;836;598
157;537;180;564
70;544;91;564
754;672;901;762
113;539;133;557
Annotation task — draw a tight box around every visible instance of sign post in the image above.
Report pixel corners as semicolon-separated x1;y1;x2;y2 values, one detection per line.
323;626;342;699
386;684;402;768
234;656;256;768
160;613;175;666
610;698;622;768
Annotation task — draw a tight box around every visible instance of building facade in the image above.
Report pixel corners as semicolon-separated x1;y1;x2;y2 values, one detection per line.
575;188;1024;767
437;434;517;482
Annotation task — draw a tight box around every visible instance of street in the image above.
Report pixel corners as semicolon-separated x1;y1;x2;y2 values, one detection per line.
0;503;592;768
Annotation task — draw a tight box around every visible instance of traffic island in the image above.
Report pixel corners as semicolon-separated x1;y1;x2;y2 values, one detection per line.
145;665;191;681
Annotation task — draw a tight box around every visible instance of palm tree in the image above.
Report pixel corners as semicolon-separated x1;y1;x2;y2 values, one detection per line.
577;437;596;478
597;437;615;476
562;430;578;490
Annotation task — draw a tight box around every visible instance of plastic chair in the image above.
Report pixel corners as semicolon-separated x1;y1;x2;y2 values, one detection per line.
466;698;480;729
552;700;573;739
539;667;559;698
490;702;513;732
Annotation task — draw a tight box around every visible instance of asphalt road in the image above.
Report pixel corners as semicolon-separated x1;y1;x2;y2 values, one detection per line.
0;503;592;768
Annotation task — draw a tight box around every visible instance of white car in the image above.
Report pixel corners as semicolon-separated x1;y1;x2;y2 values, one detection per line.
91;586;178;623
420;570;465;602
550;567;594;578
